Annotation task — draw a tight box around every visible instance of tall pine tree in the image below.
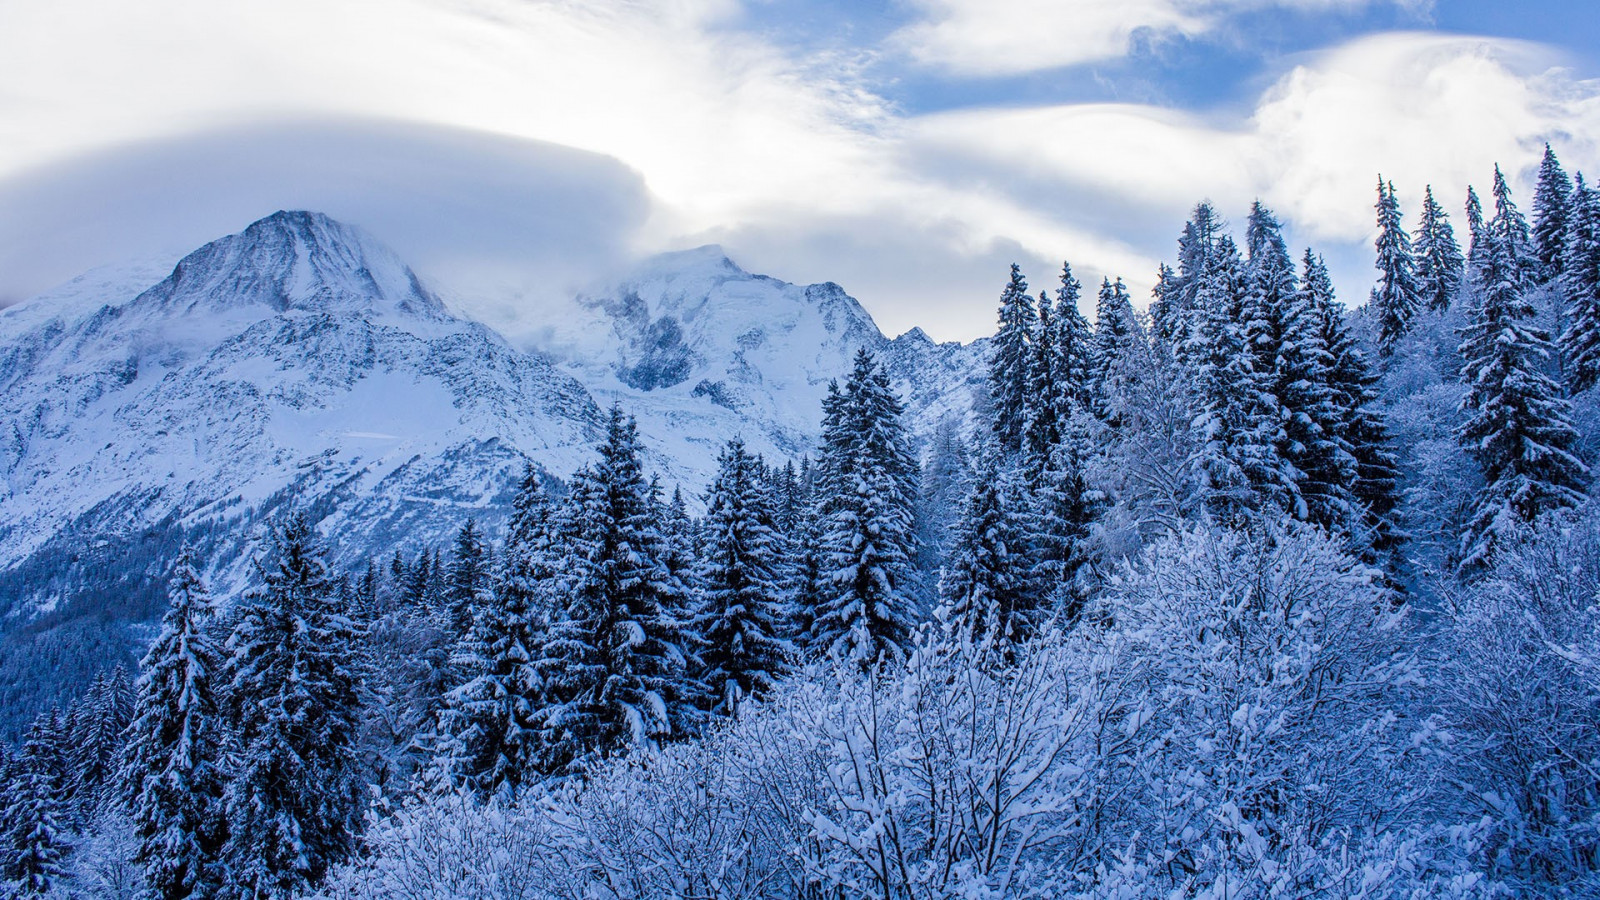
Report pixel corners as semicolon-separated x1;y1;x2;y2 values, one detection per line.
222;515;362;898
811;350;921;665
1456;167;1589;570
989;264;1037;453
939;462;1030;646
1371;178;1422;356
1533;143;1575;285
690;438;793;717
1561;174;1600;393
1414;184;1465;313
124;547;227;900
534;408;698;773
440;471;552;799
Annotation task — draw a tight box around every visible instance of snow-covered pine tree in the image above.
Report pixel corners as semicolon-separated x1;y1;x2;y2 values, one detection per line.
1024;417;1102;623
1025;266;1095;468
1023;290;1061;466
659;484;699;586
812;349;921;665
1155;203;1222;359
444;519;490;638
1189;234;1282;524
1371;178;1422;356
222;514;362;898
439;472;551;799
1090;275;1136;424
1287;250;1361;535
533;408;698;773
3;717;69;896
1533;143;1575;285
690;438;793;717
68;667;133;817
124;547;227;900
1304;251;1402;561
1465;185;1488;283
1414;184;1465;312
988;264;1037;454
1456;168;1589;571
1562;174;1600;393
1242;201;1310;519
917;419;970;573
939;460;1029;646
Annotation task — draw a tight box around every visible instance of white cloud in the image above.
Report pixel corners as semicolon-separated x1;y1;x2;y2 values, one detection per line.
0;2;1596;342
890;0;1430;76
889;32;1600;318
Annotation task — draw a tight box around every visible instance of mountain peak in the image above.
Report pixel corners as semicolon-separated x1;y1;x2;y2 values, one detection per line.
135;210;446;321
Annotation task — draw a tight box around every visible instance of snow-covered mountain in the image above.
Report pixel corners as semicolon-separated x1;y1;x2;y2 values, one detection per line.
0;211;985;609
536;244;986;493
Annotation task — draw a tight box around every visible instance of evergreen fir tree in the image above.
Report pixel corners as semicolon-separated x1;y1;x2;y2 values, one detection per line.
1023;289;1061;465
444;519;489;638
1305;251;1402;561
124;547;227;900
68;667;134;816
1561;174;1600;393
440;476;550;799
1371;178;1422;356
1024;266;1095;467
3;717;69;896
1156;202;1222;358
988;263;1037;453
1465;184;1488;275
1243;202;1309;518
533;408;698;773
1189;235;1283;523
222;514;362;897
1533;143;1575;284
1456;169;1589;570
690;438;793;717
1414;184;1465;312
1090;275;1136;423
1024;421;1102;623
1289;251;1360;534
812;350;921;665
939;462;1029;646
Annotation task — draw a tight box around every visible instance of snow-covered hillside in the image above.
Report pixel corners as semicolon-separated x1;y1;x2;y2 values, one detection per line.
0;212;985;601
536;244;987;493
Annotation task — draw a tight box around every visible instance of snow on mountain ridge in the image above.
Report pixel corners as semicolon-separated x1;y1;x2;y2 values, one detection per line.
0;213;987;611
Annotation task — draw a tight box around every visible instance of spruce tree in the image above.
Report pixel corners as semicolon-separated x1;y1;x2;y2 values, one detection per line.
1456;169;1589;570
812;349;921;665
1293;251;1365;537
1414;184;1465;312
1561;174;1600;393
1190;235;1284;523
989;263;1037;453
3;717;69;896
439;468;552;799
1312;253;1401;557
1090;275;1136;423
222;514;362;898
1371;178;1422;356
534;408;698;773
1023;290;1061;465
1533;143;1575;285
1465;185;1488;276
124;547;227;900
68;667;134;816
1244;202;1311;517
939;462;1029;645
444;519;489;638
690;438;792;717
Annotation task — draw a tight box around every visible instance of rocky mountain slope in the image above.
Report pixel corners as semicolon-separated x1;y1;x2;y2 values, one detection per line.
0;211;986;612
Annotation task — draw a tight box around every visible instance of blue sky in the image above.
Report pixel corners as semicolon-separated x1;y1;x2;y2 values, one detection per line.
0;0;1596;341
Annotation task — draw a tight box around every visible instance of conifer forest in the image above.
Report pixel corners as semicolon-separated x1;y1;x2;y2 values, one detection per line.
10;146;1600;898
